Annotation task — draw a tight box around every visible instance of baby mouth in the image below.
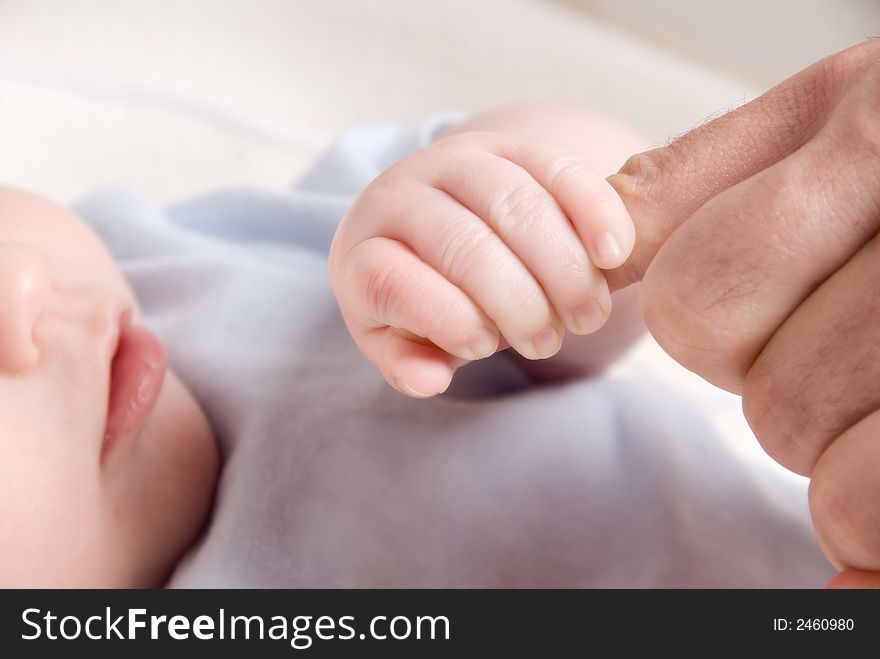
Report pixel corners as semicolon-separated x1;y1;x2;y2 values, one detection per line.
101;313;167;461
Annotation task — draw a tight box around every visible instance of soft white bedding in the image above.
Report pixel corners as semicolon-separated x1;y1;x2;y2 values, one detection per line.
0;0;761;203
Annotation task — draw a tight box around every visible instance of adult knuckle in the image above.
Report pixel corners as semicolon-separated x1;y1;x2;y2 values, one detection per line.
742;366;818;475
746;270;880;477
641;241;756;386
641;285;733;376
810;459;878;569
808;472;847;563
763;78;823;142
806;42;880;132
824;40;880;89
836;70;880;158
611;149;667;201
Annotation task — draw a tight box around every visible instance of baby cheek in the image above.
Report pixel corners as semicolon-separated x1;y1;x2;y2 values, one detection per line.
0;436;109;586
99;373;218;586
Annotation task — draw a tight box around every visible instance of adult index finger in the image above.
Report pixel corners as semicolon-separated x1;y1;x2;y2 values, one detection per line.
604;39;878;292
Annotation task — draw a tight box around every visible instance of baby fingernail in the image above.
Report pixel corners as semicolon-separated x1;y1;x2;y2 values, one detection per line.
530;323;562;359
397;378;435;398
569;299;607;334
467;327;498;360
595;231;625;268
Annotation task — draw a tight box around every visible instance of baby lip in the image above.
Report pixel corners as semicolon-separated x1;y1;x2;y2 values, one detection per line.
101;318;167;461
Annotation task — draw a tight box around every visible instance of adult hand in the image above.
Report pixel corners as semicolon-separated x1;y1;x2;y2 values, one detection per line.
602;40;880;581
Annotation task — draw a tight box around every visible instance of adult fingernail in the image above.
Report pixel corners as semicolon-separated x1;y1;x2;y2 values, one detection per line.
467;327;498;360
595;231;624;268
530;323;562;359
569;299;607;334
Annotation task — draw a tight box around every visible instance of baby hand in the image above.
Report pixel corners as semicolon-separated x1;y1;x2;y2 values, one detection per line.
329;131;635;397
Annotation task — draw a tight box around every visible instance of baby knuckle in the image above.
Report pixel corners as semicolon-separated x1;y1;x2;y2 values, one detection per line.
547;156;592;192
557;247;592;281
327;239;346;293
488;182;548;237
433;294;475;335
507;284;552;326
433;130;505;154
364;254;410;320
437;223;494;284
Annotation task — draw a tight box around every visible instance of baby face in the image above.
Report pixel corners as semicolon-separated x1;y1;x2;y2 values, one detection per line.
0;186;218;587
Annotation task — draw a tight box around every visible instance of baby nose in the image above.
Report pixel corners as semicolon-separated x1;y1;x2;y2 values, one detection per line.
0;243;51;373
